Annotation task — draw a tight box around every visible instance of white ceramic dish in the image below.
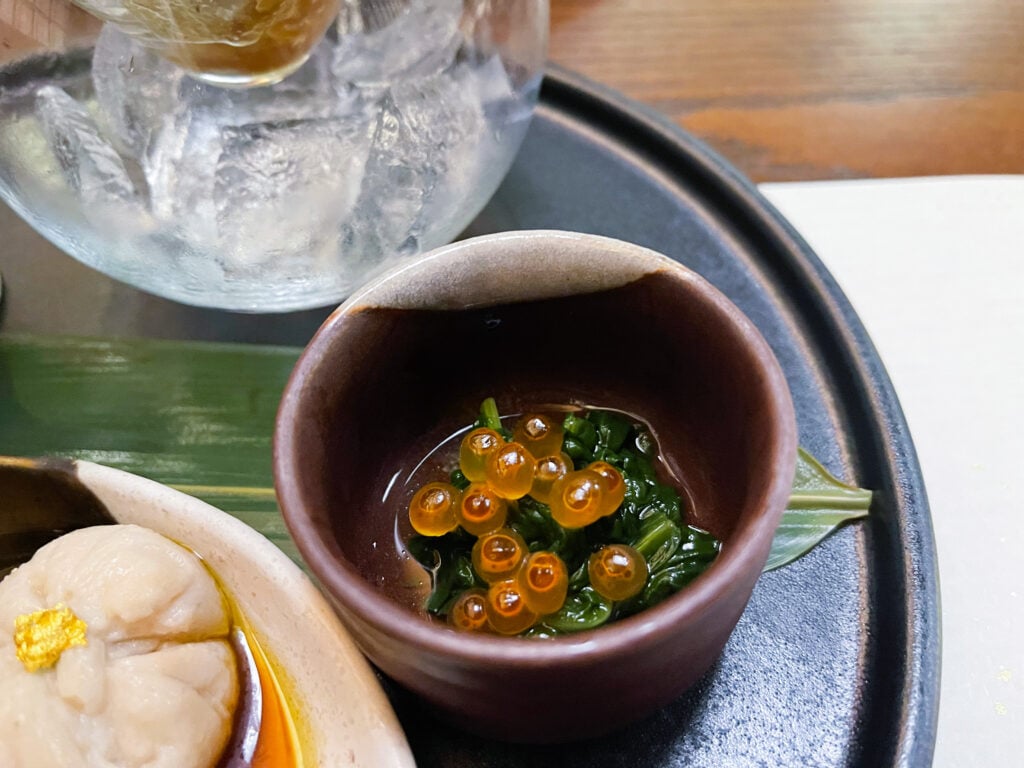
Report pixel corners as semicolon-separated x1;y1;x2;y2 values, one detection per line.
0;457;415;768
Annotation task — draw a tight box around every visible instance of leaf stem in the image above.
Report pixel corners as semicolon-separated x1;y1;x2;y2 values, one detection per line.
787;489;873;510
168;484;278;500
479;397;502;432
633;514;679;561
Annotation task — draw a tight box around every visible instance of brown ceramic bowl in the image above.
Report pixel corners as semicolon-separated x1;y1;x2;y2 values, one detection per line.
273;230;797;743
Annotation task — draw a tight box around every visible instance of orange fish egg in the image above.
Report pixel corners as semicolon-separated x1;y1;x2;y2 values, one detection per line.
517;551;569;615
459;427;504;482
456;483;508;536
408;482;461;536
588;544;648;601
548;469;606;529
512;413;564;460
530;453;572;505
484;442;536;499
471;528;527;583
485;580;538;635
448;589;490;632
587;461;627;517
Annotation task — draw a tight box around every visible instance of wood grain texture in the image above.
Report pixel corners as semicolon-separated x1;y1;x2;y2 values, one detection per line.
0;2;100;64
549;0;1024;181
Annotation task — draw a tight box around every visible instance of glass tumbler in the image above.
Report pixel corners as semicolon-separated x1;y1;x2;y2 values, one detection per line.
0;1;549;310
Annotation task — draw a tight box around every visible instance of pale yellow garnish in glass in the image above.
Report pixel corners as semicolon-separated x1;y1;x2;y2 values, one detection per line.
14;604;88;672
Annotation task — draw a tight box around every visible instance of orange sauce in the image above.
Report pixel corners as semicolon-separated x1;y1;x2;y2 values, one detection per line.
229;602;308;768
196;549;309;768
247;626;304;768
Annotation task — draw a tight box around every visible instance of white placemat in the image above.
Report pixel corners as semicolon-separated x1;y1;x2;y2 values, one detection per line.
760;176;1024;767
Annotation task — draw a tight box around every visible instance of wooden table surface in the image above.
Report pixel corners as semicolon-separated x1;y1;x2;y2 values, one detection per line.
548;0;1024;182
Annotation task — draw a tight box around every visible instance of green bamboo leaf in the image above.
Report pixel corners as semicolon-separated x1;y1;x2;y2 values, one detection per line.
0;334;305;569
763;447;873;572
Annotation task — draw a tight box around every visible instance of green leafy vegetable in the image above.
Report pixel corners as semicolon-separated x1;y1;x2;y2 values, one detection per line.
545;586;614;632
449;468;471;491
562;413;598;454
765;448;873;572
475;397;511;440
588;410;631;453
0;334;303;567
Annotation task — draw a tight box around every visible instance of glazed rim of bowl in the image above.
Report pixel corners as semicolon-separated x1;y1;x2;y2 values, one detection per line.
274;230;797;668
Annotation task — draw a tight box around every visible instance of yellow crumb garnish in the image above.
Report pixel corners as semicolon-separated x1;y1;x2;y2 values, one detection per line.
14;604;88;672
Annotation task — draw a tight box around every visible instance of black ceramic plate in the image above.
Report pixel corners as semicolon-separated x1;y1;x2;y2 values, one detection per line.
0;68;939;767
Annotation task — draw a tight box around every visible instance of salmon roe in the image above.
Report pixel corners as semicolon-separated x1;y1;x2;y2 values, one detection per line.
486;580;538;635
512;413;564;461
456;483;508;536
530;452;572;505
588;544;648;601
588;460;627;518
408;482;461;536
448;589;489;632
484;442;536;499
459;427;503;482
471;528;527;583
548;469;607;529
517;551;569;615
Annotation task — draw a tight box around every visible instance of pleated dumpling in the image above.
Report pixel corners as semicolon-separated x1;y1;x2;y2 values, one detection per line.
0;524;238;768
